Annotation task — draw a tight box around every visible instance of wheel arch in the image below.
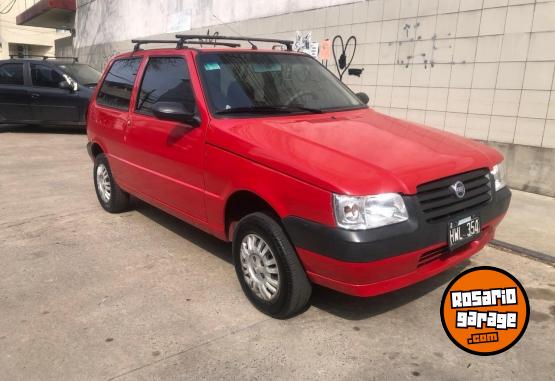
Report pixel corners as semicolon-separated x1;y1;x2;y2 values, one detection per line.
90;142;104;158
88;138;109;160
224;190;282;241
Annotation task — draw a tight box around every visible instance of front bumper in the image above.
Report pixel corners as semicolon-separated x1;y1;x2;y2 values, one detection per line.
283;187;511;297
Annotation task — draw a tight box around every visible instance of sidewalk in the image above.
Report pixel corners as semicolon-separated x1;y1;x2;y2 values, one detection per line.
494;189;555;257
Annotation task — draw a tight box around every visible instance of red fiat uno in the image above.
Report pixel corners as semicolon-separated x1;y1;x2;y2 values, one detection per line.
87;36;511;318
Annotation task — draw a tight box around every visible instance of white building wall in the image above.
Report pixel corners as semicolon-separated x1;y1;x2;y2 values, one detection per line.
74;0;355;48
75;0;555;150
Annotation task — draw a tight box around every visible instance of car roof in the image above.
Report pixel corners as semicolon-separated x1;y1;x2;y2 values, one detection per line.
111;47;304;61
0;59;53;67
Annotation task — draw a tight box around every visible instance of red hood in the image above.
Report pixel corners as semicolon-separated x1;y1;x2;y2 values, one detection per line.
207;109;502;195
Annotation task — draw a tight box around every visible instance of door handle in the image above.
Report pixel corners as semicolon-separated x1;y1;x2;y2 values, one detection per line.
30;93;40;99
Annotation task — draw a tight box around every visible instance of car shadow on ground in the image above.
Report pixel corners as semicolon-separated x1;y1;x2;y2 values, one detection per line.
309;261;468;320
132;197;469;321
133;198;232;264
0;124;86;134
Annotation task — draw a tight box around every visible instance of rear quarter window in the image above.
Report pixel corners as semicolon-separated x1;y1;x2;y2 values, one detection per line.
96;58;141;110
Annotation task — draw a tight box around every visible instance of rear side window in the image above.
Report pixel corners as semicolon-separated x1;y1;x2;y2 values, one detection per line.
136;57;195;115
31;64;64;88
0;63;24;85
97;58;141;110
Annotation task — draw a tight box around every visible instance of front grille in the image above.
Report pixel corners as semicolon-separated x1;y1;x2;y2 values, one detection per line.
416;168;492;222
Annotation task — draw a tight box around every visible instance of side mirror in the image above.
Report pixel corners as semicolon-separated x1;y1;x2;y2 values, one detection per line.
58;80;71;90
356;92;369;105
59;79;78;92
152;102;200;126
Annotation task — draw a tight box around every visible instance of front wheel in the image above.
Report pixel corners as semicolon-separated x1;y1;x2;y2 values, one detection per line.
233;212;312;318
93;153;130;213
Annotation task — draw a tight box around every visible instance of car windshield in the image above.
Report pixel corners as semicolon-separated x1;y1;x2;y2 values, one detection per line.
196;52;364;116
56;63;101;86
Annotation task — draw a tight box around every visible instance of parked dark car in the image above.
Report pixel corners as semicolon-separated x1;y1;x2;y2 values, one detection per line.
0;57;101;127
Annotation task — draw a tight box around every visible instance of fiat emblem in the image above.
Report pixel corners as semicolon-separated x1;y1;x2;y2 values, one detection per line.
451;181;466;198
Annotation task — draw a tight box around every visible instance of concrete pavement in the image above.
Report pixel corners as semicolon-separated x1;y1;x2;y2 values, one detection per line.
0;127;554;380
495;189;555;257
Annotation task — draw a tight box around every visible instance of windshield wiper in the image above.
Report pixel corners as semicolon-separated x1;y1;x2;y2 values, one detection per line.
216;105;322;115
286;104;323;114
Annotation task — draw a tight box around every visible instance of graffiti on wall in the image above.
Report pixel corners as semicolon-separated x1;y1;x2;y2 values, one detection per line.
393;21;460;69
317;20;459;71
293;30;364;83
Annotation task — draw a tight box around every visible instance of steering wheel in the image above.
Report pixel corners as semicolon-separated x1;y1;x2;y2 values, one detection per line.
283;90;315;106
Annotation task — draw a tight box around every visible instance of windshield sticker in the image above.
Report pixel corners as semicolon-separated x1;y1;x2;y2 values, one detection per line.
204;62;221;71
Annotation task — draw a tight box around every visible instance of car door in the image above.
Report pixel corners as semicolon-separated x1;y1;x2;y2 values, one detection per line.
0;62;31;122
93;57;142;187
125;54;206;221
29;63;80;123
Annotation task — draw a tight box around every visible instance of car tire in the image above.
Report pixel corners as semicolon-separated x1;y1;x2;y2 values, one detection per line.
93;153;130;213
233;212;312;318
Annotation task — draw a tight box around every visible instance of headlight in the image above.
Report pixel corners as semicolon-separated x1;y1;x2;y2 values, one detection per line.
490;162;507;191
333;193;408;230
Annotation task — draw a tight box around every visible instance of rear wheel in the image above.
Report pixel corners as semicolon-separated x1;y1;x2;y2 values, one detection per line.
233;212;312;318
93;153;129;213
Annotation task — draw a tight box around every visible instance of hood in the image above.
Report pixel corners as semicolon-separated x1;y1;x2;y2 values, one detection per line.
207;108;503;195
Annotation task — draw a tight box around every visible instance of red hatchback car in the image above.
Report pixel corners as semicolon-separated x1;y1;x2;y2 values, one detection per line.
87;36;511;318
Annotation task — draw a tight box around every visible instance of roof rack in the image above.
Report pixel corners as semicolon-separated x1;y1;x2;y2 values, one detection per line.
10;54;42;59
131;39;241;52
43;56;79;62
9;54;78;62
176;34;293;51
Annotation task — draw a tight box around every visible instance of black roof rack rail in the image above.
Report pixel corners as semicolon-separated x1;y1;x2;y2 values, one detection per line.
175;34;293;51
9;54;78;62
132;39;181;52
43;56;79;62
131;39;241;52
10;54;43;59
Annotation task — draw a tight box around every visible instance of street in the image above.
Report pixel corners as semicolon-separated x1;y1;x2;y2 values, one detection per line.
1;127;554;380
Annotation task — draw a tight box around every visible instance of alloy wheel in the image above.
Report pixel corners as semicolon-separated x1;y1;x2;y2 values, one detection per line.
240;233;280;301
96;164;111;203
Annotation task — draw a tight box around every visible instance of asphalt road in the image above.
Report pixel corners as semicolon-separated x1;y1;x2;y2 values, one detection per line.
1;126;554;380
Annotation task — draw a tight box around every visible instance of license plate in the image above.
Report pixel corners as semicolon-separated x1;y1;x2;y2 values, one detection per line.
448;215;480;250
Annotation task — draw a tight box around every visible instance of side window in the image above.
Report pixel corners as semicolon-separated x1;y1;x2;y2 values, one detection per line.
97;58;141;110
0;63;24;85
136;57;195;115
31;64;64;88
